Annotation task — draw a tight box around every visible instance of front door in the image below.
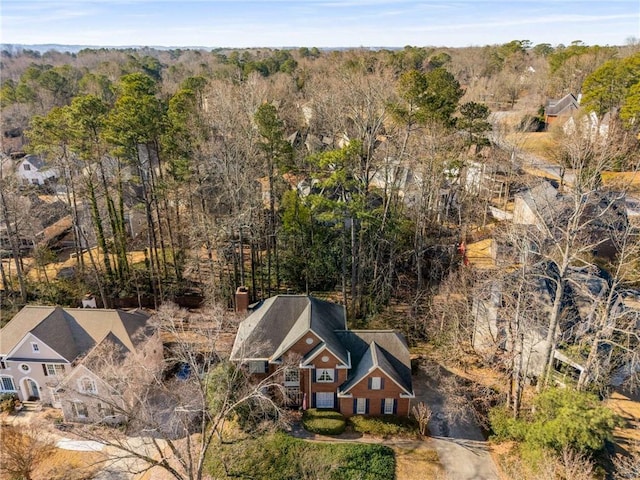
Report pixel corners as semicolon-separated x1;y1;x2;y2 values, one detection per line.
26;379;39;400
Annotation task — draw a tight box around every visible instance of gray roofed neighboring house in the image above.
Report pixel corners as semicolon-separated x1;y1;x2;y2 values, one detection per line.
0;306;155;419
544;93;580;125
15;154;58;186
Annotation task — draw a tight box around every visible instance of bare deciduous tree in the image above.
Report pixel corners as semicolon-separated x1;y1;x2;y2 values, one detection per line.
0;422;55;480
60;302;291;480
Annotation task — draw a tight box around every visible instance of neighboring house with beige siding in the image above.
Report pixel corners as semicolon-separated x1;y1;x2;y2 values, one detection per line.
0;306;154;423
230;295;414;416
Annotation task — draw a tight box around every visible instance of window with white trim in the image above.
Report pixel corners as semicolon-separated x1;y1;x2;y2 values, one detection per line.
79;377;97;394
316;369;334;383
0;376;16;392
43;363;66;376
31;343;40;353
72;401;88;418
316;392;334;408
370;377;381;390
356;397;367;414
49;388;61;406
384;398;394;415
248;361;266;374
23;163;31;171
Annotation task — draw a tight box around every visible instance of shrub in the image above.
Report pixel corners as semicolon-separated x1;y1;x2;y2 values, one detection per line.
302;408;346;435
349;414;418;438
0;393;18;413
489;388;623;453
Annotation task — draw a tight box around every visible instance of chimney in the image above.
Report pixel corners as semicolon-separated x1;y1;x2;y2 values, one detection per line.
82;293;97;308
235;286;249;313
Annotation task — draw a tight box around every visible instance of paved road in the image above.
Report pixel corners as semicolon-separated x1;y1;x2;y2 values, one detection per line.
415;365;500;480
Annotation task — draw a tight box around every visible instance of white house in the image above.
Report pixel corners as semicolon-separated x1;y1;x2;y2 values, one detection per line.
16;155;58;186
0;306;156;422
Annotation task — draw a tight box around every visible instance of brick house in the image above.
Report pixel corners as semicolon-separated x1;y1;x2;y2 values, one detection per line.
0;306;158;422
230;295;414;416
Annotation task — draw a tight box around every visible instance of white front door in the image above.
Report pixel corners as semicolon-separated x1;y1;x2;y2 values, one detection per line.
316;392;334;408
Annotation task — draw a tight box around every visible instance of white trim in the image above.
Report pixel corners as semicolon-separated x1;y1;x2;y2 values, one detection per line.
400;392;415;398
19;363;31;373
383;398;394;414
272;329;319;362
21;377;40;399
5;333;69;363
301;343;349;368
341;366;412;396
78;377;98;395
315;368;335;383
316;392;335;409
337;392;353;398
0;375;16;392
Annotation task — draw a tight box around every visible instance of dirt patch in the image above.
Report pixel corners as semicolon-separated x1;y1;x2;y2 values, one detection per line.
607;390;640;448
394;444;446;480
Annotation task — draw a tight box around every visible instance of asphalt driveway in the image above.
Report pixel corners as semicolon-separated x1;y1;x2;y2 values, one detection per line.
414;363;500;480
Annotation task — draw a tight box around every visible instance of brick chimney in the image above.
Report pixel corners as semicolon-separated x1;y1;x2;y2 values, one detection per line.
235;286;249;313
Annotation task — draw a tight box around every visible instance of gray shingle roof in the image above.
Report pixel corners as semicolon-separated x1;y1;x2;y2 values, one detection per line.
0;306;150;362
230;295;347;361
336;331;413;395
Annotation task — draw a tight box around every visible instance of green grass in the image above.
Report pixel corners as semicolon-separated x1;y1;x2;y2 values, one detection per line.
302;408;347;435
205;432;395;480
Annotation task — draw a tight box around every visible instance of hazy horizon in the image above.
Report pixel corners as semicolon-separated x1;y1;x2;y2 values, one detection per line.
1;1;638;50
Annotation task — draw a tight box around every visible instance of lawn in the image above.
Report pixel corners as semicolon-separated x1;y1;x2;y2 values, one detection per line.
205;432;395;480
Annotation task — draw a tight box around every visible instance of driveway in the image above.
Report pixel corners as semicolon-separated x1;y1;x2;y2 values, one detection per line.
414;364;500;480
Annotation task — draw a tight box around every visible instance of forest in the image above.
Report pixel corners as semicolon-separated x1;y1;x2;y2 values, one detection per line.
1;39;640;478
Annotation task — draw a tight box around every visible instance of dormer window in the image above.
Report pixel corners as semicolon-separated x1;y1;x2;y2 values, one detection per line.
31;343;40;353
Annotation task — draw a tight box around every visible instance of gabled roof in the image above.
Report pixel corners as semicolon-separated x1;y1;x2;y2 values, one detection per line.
230;295;347;362
545;93;579;117
0;306;151;362
336;331;412;395
20;154;46;170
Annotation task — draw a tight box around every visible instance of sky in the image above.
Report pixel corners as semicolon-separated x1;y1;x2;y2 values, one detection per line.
1;0;639;49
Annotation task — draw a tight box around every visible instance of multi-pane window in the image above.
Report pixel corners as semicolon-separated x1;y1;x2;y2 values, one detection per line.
370;377;381;390
0;376;16;392
284;368;299;385
316;392;334;408
384;398;394;415
31;343;40;353
356;398;367;414
44;364;66;376
79;377;97;394
316;369;334;383
49;388;61;406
